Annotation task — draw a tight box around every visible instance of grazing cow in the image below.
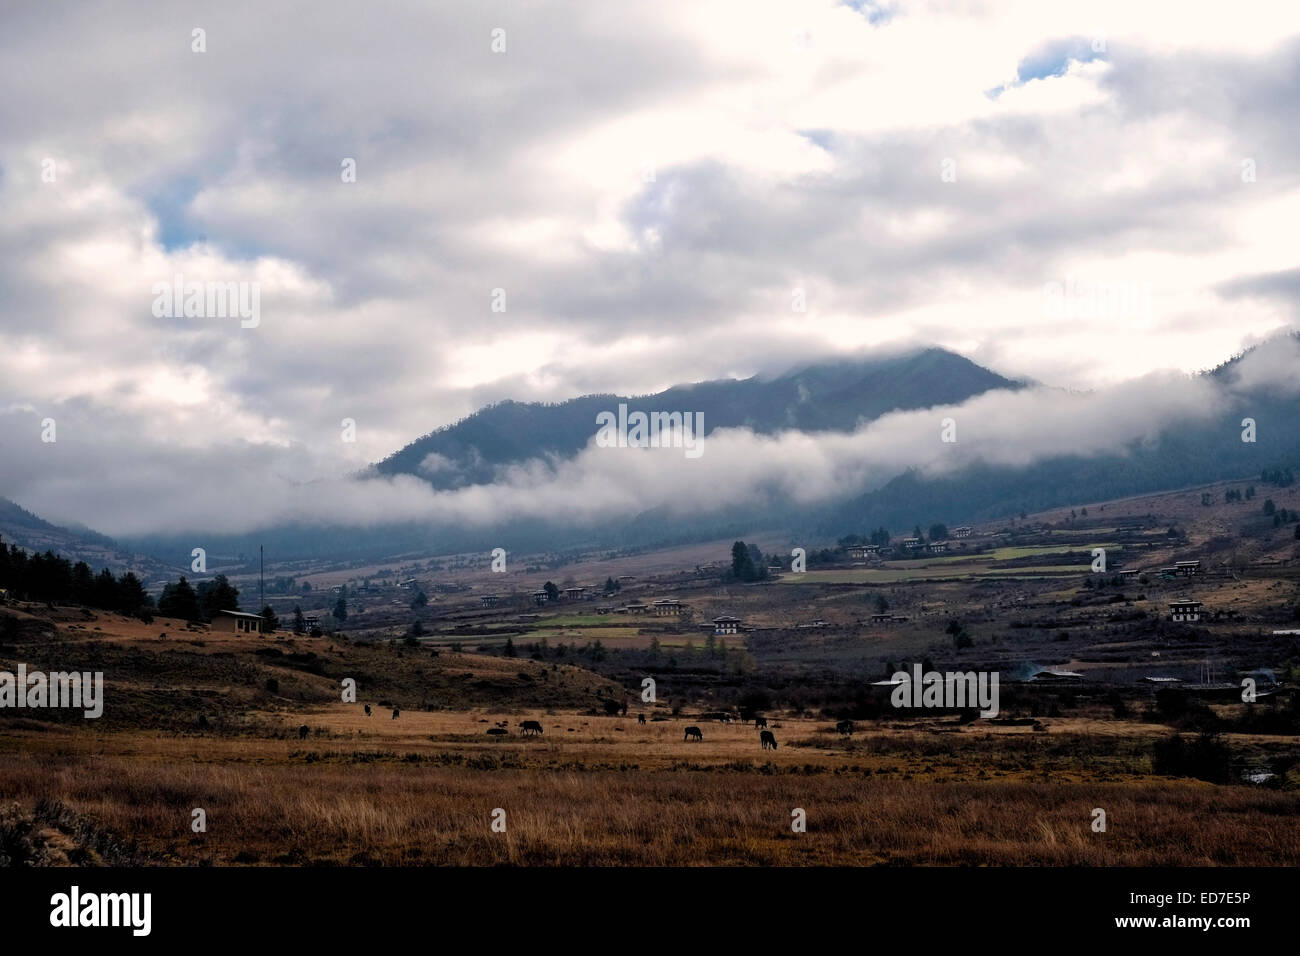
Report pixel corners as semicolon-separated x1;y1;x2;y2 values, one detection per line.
638;713;646;725
298;725;309;740
754;716;767;729
487;727;508;737
364;704;371;717
836;719;855;737
684;726;703;742
392;707;400;719
760;730;777;750
520;720;544;736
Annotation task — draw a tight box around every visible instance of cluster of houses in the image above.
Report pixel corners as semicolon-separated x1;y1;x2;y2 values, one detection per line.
846;535;964;560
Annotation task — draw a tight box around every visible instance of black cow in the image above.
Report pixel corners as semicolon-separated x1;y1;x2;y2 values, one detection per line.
391;707;400;719
364;704;371;717
754;716;767;729
520;720;544;736
760;730;777;750
836;719;855;737
298;724;309;740
638;713;646;725
684;726;703;742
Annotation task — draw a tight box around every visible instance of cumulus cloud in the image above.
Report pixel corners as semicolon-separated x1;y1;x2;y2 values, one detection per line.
2;0;1299;537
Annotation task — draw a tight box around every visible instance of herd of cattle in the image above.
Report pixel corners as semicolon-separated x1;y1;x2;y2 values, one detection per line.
295;710;859;749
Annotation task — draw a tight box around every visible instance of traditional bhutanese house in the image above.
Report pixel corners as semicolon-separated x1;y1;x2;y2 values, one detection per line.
1175;560;1202;576
1169;599;1203;622
650;599;682;616
953;526;972;538
927;542;948;553
846;545;880;559
712;615;742;635
531;590;549;605
211;610;263;635
890;615;910;623
303;616;319;630
562;586;586;601
901;537;923;550
624;602;649;615
1028;668;1084;684
1118;569;1142;579
1158;567;1179;577
870;613;893;624
594;605;615;613
480;595;499;608
1140;676;1182;685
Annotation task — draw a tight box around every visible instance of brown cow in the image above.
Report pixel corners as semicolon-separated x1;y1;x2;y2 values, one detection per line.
684;726;703;741
760;730;777;750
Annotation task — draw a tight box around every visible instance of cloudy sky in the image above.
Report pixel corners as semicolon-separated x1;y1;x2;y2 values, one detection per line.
2;0;1299;537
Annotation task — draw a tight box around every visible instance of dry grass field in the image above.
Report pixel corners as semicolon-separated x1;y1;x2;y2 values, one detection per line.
4;479;1300;867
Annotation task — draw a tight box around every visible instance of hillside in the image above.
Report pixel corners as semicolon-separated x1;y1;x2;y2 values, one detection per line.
373;348;1021;486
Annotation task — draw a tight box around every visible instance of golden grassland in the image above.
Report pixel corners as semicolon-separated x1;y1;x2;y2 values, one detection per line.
3;707;1299;866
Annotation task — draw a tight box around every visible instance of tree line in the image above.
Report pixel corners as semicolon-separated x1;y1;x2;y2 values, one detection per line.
0;534;283;628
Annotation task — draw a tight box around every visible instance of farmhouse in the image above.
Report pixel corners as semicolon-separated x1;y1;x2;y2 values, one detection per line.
953;526;972;538
870;613;892;624
562;586;586;601
712;615;742;635
210;610;263;635
1169;599;1203;622
650;599;682;616
1175;560;1202;576
846;545;880;559
927;542;948;554
531;590;549;605
901;537;923;550
1118;569;1142;579
1028;668;1084;684
480;595;499;608
623;602;649;615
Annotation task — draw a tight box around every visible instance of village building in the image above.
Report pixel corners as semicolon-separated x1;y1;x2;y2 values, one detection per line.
953;526;972;538
211;610;263;635
1175;560;1202;576
846;545;881;559
901;537;923;550
712;615;742;635
1169;599;1203;622
531;590;549;606
870;613;893;624
650;599;682;616
1118;569;1142;579
1028;668;1084;684
562;586;586;601
623;602;649;615
927;542;948;554
480;595;499;608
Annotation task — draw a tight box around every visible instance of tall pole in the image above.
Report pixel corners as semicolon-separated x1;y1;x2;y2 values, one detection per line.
260;545;264;616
